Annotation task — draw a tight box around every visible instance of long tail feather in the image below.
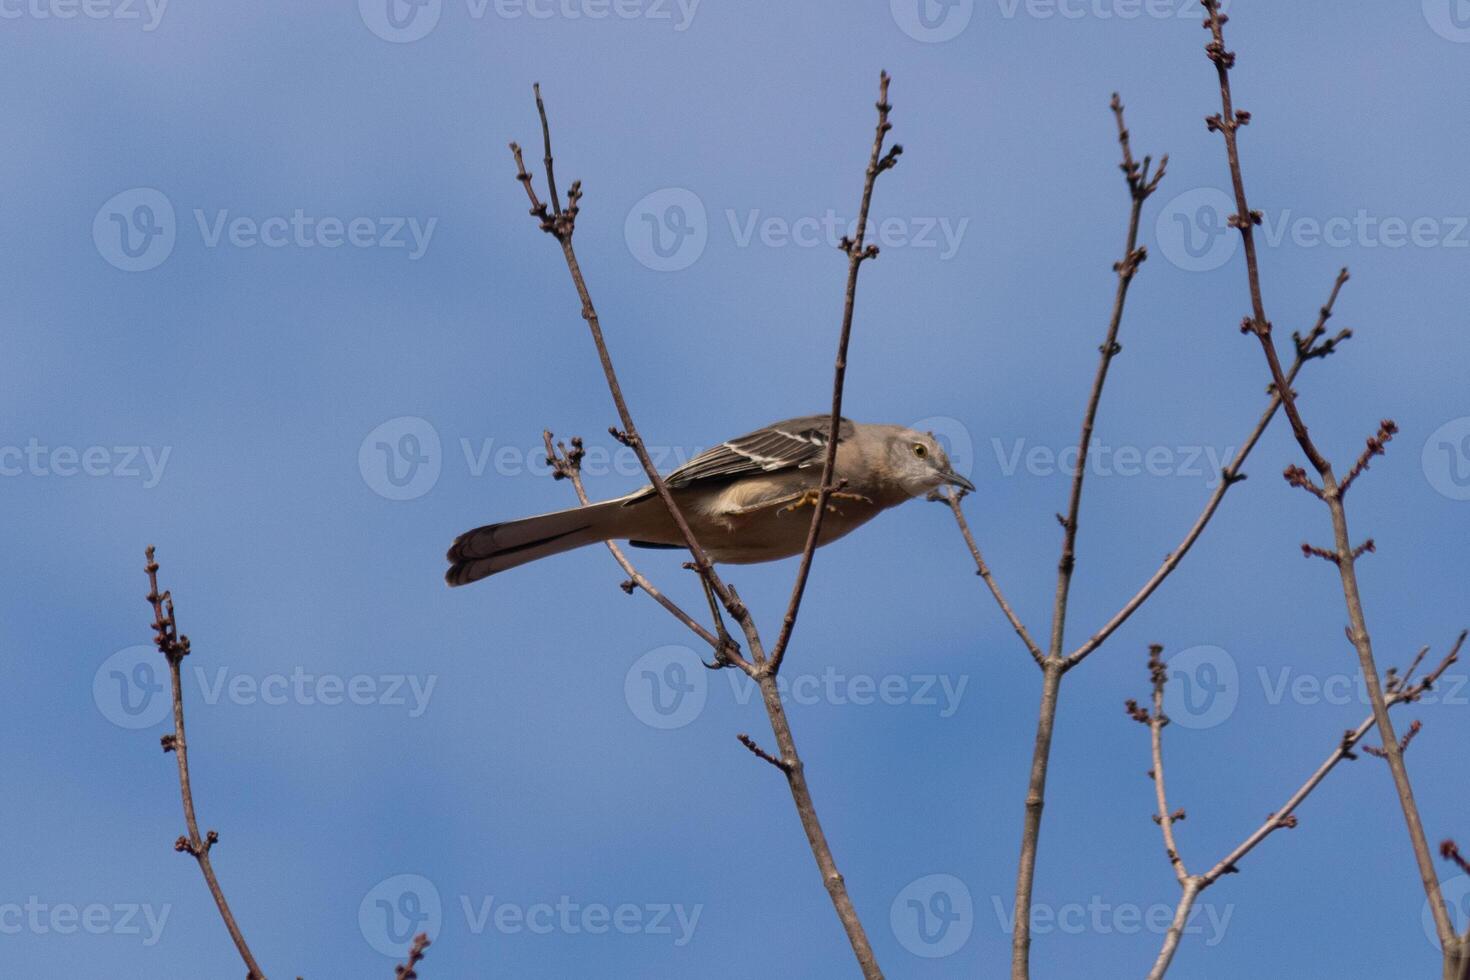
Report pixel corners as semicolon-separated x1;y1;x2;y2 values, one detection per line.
445;498;632;586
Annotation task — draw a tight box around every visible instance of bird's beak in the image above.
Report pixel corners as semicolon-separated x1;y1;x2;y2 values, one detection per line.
943;470;975;493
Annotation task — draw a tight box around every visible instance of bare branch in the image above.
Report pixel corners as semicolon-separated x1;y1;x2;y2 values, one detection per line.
1146;635;1462;978
510;82;885;979
1012;93;1165;979
541;432;748;670
1138;646;1189;884
737;733;790;772
1063;275;1351;672
393;933;431;979
1200;1;1459;960
767;71;900;677
145;547;266;980
934;488;1044;667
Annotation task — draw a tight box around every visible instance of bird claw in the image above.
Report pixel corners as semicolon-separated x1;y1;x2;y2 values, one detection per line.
780;489;871;516
702;640;742;670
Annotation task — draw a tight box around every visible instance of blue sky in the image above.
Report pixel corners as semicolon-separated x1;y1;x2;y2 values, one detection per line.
4;1;1469;976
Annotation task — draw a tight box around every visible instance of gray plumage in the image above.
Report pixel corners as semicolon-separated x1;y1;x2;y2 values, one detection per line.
445;416;973;587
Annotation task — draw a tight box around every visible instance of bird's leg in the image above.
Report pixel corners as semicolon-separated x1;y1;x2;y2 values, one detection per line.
685;562;740;669
778;487;871;516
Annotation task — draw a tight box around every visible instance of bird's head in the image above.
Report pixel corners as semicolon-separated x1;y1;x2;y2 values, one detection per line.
885;427;975;499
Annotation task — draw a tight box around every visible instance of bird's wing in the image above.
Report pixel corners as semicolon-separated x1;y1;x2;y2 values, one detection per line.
625;416;854;502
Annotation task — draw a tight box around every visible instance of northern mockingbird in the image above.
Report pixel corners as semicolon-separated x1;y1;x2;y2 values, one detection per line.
445;415;974;587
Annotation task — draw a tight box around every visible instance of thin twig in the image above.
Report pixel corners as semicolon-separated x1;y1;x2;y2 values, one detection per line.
1144;634;1462;979
1200;3;1461;970
934;487;1045;667
765;71;901;677
1011;94;1165;980
541;431;747;668
509;83;884;979
510;135;760;661
1138;646;1188;884
1062;288;1351;671
737;733;790;772
145;547;266;980
394;933;431;979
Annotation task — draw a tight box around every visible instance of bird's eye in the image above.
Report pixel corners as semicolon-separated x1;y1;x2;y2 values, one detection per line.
912;443;928;458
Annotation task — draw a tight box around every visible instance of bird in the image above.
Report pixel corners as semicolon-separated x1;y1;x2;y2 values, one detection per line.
445;415;974;587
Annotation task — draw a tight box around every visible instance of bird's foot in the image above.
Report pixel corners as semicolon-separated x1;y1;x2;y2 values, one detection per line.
780;489;871;516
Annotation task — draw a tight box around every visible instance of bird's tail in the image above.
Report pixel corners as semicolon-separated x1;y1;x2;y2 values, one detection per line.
445;497;634;587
